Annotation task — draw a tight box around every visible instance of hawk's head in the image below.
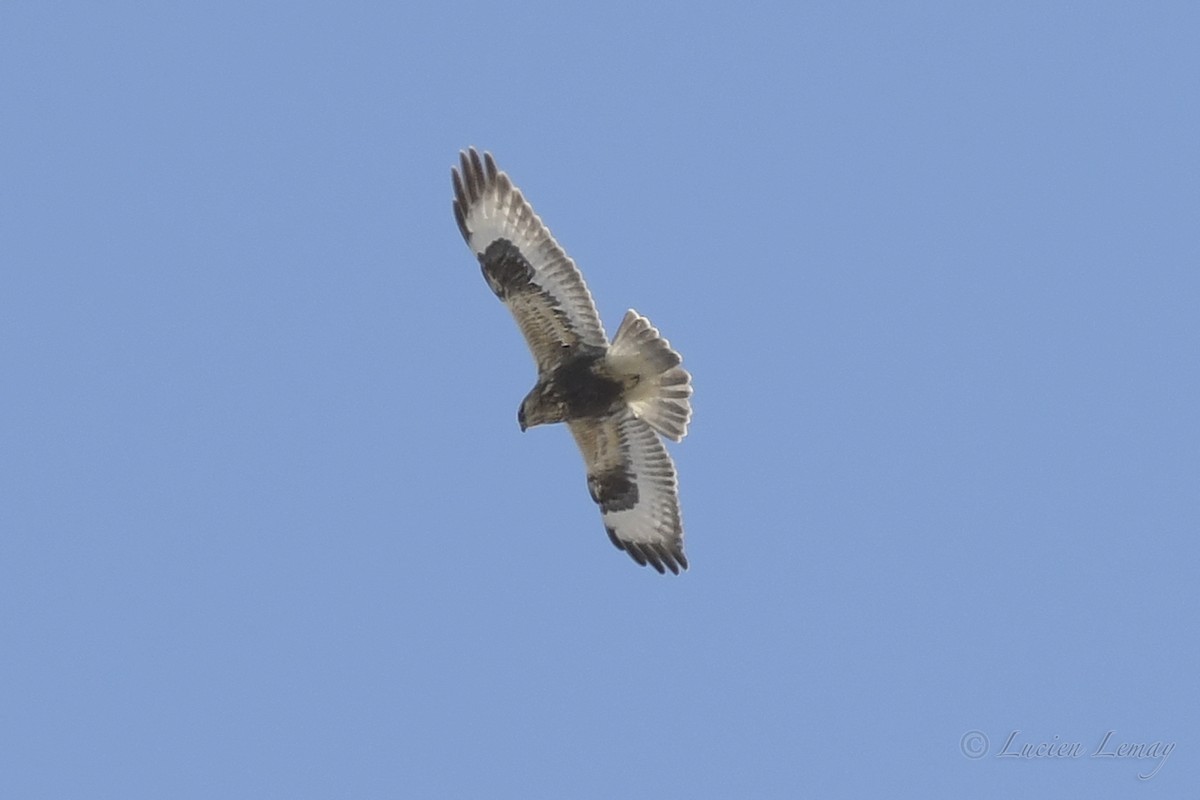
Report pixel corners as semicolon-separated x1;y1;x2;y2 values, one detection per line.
518;382;567;432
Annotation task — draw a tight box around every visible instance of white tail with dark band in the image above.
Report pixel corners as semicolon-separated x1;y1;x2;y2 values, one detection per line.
607;310;693;442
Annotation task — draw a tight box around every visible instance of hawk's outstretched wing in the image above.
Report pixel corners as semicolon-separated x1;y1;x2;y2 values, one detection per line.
569;410;687;574
452;148;608;372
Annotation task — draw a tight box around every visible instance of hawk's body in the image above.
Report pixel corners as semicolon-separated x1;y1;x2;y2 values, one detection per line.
452;148;692;574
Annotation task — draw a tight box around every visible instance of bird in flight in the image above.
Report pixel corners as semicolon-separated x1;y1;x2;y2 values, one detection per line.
451;148;693;573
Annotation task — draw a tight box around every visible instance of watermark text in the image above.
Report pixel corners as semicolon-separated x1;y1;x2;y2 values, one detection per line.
960;729;1175;780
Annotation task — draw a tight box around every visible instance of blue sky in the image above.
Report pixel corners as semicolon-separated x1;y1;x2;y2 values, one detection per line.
3;2;1197;797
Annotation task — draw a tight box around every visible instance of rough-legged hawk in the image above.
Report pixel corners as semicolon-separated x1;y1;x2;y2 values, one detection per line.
451;148;693;574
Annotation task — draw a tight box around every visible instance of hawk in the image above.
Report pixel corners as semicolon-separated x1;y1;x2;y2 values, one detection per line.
451;148;693;573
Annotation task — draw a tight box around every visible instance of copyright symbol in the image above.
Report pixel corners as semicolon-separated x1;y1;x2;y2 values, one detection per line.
960;730;988;759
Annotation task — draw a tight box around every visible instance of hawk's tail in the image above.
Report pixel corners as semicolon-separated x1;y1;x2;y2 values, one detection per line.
608;310;692;442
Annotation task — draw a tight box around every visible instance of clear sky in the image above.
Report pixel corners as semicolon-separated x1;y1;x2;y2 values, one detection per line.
3;3;1197;798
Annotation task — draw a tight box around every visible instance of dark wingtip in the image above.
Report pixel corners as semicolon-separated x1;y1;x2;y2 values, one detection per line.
451;154;470;242
655;543;683;575
452;201;468;242
605;525;626;551
468;147;485;195
453;147;505;244
605;527;687;575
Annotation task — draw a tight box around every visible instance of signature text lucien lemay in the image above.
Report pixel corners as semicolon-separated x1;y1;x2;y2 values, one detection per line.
995;730;1175;779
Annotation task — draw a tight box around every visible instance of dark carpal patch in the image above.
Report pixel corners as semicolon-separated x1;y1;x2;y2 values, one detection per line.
588;468;638;513
479;239;536;299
